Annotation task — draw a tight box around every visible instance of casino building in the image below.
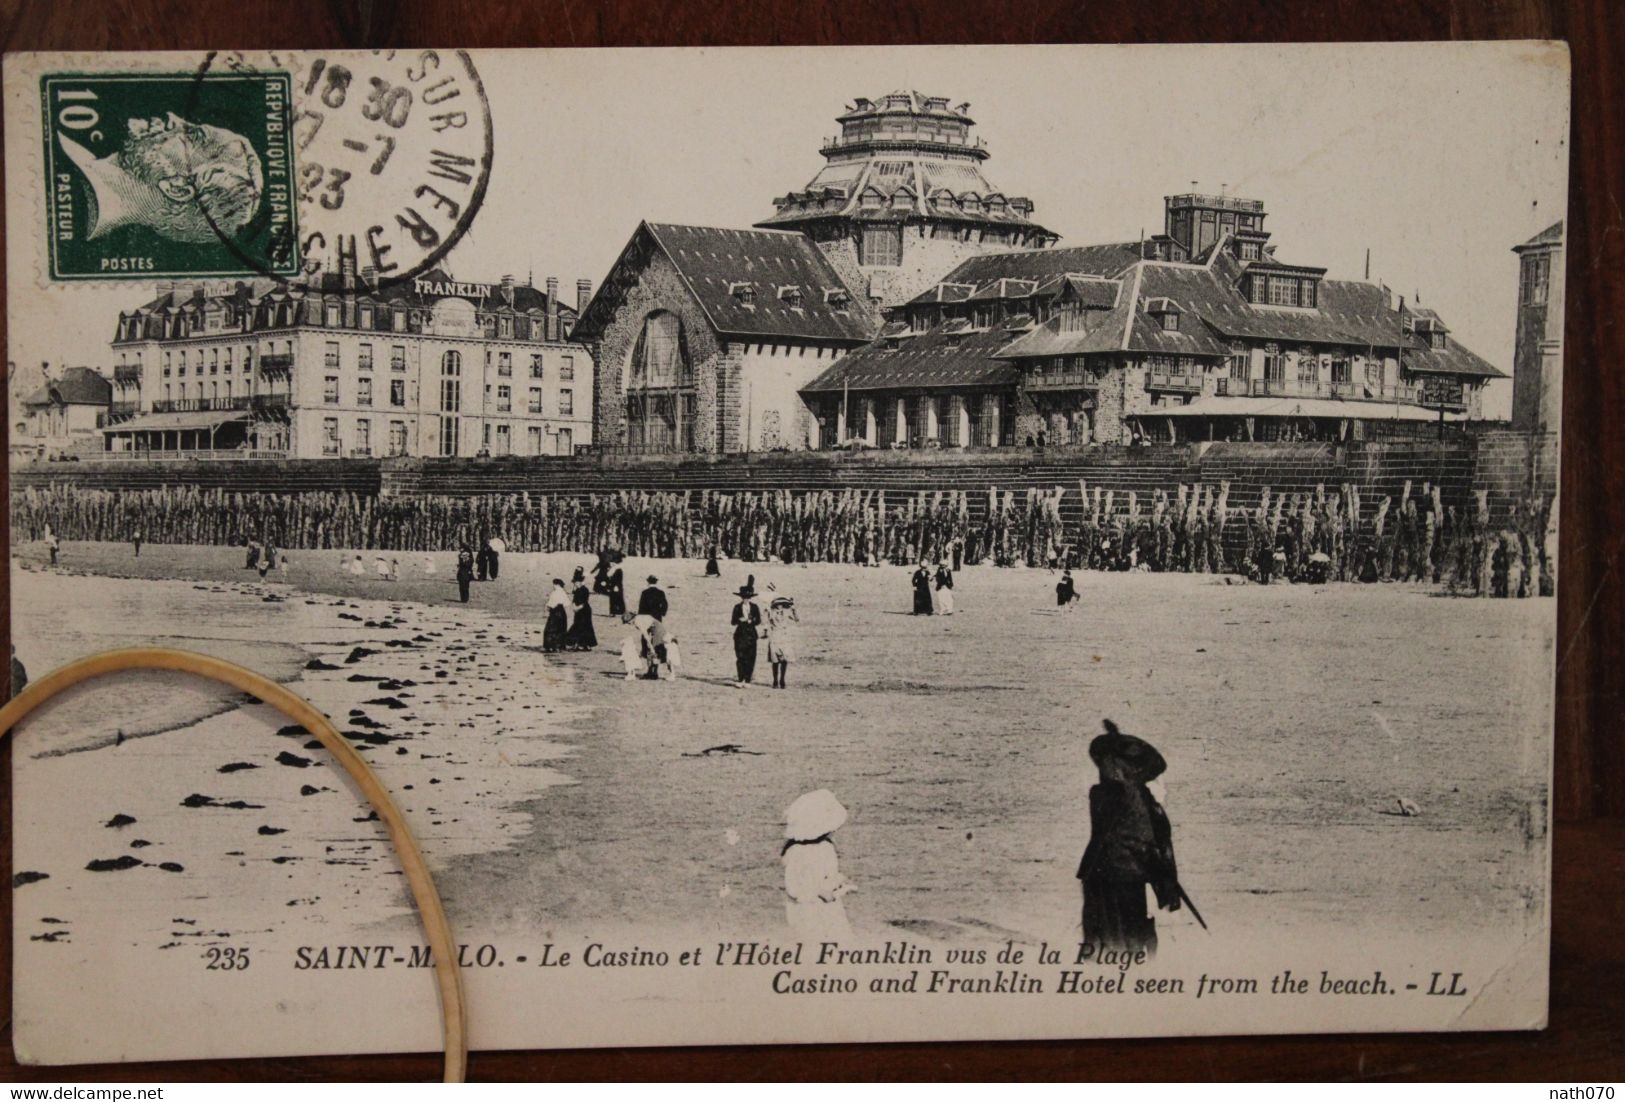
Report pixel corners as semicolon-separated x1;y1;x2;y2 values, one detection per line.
105;269;594;459
799;191;1506;447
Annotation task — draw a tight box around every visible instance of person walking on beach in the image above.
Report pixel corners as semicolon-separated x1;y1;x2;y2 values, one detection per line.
782;789;854;942
730;584;762;687
567;567;597;651
933;560;955;615
257;543;275;580
244;536;260;570
638;575;668;621
543;578;570;653
486;537;502;580
705;548;721;577
1077;720;1181;957
764;595;798;689
605;559;626;617
1057;569;1077;608
46;528;60;567
455;546;475;603
911;562;933;615
131;526;142;558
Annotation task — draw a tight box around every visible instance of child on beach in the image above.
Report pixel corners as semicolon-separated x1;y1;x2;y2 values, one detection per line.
764;595;798;690
782;789;853;943
388;558;401;582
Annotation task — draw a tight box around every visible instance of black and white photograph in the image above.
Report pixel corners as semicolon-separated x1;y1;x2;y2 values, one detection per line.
3;42;1568;1064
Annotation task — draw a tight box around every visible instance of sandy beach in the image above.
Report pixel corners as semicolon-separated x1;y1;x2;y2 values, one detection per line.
11;538;1552;952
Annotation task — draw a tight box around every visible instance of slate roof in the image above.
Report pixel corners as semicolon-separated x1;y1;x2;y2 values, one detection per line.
574;223;879;345
800;322;1019;394
22;366;112;407
815;243;1504;392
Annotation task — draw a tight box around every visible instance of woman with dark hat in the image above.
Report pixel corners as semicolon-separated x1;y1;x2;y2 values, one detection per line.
567;566;597;651
605;556;627;617
1077;720;1181;956
730;584;762;687
911;562;933;615
542;578;570;653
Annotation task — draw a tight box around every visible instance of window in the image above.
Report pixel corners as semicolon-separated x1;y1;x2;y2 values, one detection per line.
1239;241;1260;260
1366;358;1383;387
859;225;902;267
1297;353;1318;384
1158;311;1180;332
358;344;373;371
1229;345;1249;380
493;423;511;455
1248;276;1269;305
323;376;339;403
441;350;461;376
439;416;459;456
224;348;233;373
1330;356;1351;384
528;387;543;413
355;418;371;456
559;388;573;416
496;385;511;412
557;428;572;455
1430;331;1448;350
1268;276;1299;307
360;306;374;328
499;316;513;339
559;355;574;381
210;349;219;374
530;354;543;379
390;379;406;406
164;353;172;377
210;381;219;401
1264;345;1285;383
357;377;373;406
389;420;408;456
325;302;341;327
393;309;407;332
1300;279;1318;308
1520;254;1550;306
527;425;543;455
322;417;340;456
440;378;461;413
325;341;340;368
497;351;512;377
178;351;187;376
224;380;232;400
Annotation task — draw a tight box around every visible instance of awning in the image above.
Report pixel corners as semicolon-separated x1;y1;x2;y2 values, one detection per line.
1148;396;1467;422
102;409;251;434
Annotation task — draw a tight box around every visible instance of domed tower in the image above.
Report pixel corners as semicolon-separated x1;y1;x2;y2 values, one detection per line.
756;91;1057;308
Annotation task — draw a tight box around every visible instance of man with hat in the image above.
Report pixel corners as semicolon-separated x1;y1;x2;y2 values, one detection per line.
729;583;762;687
636;575;671;674
1077;720;1182;955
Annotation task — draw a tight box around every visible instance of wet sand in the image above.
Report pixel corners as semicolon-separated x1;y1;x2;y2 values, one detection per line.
11;540;1552;954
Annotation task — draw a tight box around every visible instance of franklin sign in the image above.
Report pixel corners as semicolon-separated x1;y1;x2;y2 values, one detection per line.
414;278;492;299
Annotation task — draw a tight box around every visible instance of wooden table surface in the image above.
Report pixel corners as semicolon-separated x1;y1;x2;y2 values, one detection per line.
2;0;1621;1081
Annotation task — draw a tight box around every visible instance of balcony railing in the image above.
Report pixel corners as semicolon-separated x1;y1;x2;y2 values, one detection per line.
147;394;290;414
1211;376;1449;407
113;364;143;383
258;353;295;372
96;449;289;461
1146;369;1203;392
1025;370;1097;392
110;400;142;417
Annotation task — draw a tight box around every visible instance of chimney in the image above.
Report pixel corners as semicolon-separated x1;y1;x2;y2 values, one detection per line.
545;277;560;341
501;273;515;305
577;279;593;315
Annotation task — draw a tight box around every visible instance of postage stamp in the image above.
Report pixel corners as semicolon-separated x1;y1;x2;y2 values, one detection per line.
40;70;300;280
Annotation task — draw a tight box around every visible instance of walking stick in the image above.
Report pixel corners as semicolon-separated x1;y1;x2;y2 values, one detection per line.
1176;882;1209;931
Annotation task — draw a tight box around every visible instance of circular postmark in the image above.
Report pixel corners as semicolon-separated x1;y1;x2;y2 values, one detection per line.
192;49;494;289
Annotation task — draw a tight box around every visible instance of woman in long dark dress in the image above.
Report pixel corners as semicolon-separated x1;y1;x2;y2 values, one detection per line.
542;578;570;652
567;568;597;650
730;585;761;687
606;563;626;616
911;563;934;615
1077;720;1181;956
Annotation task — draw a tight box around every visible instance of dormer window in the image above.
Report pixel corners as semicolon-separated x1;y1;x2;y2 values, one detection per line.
1430;331;1447;349
727;282;756;307
1239;241;1260;260
779;285;804;308
824;287;850;309
1146;297;1181;332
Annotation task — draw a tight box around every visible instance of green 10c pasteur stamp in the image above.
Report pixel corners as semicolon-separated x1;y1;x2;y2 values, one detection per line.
41;71;299;280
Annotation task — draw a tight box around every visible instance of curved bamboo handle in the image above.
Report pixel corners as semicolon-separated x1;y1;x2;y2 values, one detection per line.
0;647;467;1082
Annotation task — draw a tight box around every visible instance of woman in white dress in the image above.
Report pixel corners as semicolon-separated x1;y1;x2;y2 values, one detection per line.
782;788;853;943
763;595;799;690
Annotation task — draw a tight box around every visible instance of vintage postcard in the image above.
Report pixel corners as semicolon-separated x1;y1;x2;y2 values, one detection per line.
5;43;1567;1064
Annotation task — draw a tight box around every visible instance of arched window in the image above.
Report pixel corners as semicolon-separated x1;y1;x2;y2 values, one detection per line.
441;350;462;376
625;311;696;452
